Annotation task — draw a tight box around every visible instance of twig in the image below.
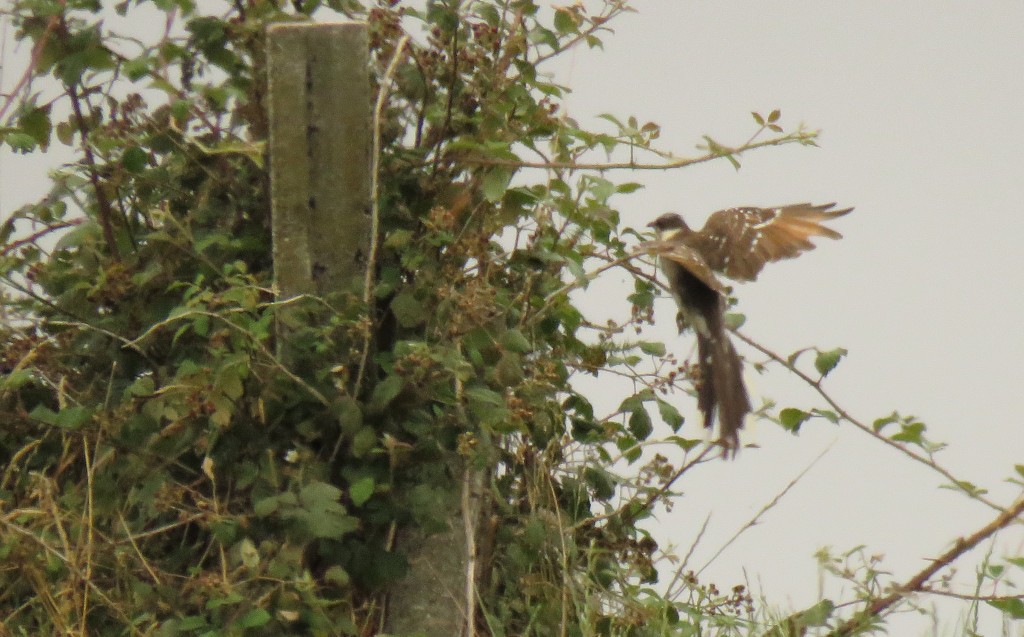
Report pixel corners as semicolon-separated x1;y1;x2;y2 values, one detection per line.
696;443;833;576
353;34;410;397
65;75;121;260
462;132;816;172
462;467;479;637
826;495;1024;636
664;513;711;600
0;219;83;257
528;249;648;327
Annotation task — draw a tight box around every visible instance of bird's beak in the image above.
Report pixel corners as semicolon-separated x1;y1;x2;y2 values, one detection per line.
646;220;657;228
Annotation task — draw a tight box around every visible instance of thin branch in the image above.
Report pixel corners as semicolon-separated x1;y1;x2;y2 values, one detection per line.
65;77;121;260
732;329;1005;514
826;495;1024;636
353;34;410;397
0;12;60;121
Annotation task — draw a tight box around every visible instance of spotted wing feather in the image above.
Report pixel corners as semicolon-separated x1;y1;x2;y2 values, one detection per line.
688;203;852;281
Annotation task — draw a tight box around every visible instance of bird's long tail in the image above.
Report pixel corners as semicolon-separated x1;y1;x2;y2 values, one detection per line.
695;308;751;456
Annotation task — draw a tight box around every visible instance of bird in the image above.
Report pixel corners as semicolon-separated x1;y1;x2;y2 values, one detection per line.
645;203;853;456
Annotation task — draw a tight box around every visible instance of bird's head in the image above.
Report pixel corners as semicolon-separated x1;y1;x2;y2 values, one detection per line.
647;213;689;240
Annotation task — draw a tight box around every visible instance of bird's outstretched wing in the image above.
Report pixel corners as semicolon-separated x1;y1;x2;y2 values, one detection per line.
687;203;852;281
639;239;725;294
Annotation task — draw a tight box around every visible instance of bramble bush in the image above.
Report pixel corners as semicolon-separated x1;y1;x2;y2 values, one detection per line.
2;1;1022;636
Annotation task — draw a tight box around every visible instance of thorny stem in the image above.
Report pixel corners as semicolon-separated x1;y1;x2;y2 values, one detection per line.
732;329;1006;514
825;496;1024;636
464;131;817;172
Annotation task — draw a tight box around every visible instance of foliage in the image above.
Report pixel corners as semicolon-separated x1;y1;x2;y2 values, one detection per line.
1;1;1021;637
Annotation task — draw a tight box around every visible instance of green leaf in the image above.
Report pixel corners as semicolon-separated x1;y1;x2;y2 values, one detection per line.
988;597;1024;619
583;466;616;500
177;616;208;630
779;407;810;433
1;369;34;391
656;399;684;432
466;385;511;428
336;396;363;435
500;329;532;353
872;412;898;432
390;289;426;328
350;426;378;458
18;106;51;149
553;8;579;34
30;405;94;430
628;408;653;440
349;476;374;507
369;375;404;413
121;146;149;172
325;565;350;586
891;422;924;444
638;341;666;356
814;347;847;377
813;408;840;424
236;608;271;628
482;166;514;203
295;481;359;538
28;404;59;425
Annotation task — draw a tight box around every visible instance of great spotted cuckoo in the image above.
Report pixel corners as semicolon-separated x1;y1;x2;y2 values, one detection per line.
646;203;853;456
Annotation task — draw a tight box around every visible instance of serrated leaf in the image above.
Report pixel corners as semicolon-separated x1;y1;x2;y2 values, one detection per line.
656;399;684;432
815;347;847;377
988;598;1024;619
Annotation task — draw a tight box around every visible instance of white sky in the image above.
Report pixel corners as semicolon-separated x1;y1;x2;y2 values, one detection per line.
3;2;1023;635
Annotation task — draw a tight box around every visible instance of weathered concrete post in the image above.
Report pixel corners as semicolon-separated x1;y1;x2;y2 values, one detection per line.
266;23;470;637
267;22;371;315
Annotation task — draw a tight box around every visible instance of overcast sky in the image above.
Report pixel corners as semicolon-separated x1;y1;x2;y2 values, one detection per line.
553;3;1024;634
3;2;1023;634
